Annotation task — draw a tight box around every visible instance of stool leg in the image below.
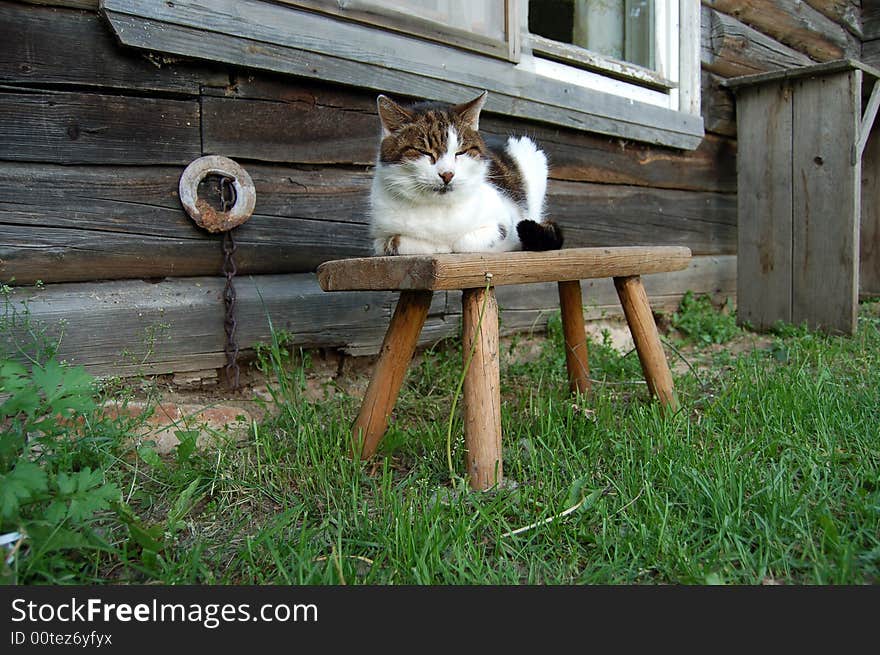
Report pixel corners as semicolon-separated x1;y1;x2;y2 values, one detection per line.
557;280;591;395
461;287;502;490
352;290;433;459
613;275;679;412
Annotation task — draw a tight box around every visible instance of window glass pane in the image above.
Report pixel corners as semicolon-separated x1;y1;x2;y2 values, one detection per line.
529;0;655;70
344;0;507;41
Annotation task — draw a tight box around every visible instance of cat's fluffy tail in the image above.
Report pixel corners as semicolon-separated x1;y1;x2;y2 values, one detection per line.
505;136;547;222
505;136;563;251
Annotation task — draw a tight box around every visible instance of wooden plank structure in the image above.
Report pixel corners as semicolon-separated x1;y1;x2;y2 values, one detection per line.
727;59;880;334
318;246;690;490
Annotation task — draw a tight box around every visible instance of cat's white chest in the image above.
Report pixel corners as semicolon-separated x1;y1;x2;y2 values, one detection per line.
370;179;520;253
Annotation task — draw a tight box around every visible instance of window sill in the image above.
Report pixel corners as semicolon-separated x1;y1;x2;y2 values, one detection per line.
101;0;704;150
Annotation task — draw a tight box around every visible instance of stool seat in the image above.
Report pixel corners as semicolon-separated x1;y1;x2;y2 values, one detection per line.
317;246;691;291
317;246;691;490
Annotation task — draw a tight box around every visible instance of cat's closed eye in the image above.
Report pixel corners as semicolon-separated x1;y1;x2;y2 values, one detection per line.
404;147;436;163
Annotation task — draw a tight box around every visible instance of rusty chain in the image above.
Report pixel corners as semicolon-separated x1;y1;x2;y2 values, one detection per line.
219;176;241;390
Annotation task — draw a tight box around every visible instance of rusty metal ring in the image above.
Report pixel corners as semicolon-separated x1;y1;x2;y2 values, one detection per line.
179;155;256;233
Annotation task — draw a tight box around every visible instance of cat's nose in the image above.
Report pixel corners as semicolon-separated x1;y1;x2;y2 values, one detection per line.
439;171;454;185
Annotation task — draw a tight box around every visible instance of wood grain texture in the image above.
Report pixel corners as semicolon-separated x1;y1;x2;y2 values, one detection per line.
723;59;880;89
802;0;862;38
861;124;880;297
701;71;737;137
863;38;880;69
351;290;432;459
0;162;372;283
3;273;405;374
0;161;733;284
548;180;736;255
0;90;200;164
701;6;813;78
865;0;880;40
208;72;735;193
317;246;692;292
102;1;703;149
0;1;225;93
15;0;98;9
6;256;733;374
383;255;739;356
614;275;678;411
857;80;880;162
557;280;590;395
703;0;859;62
791;71;860;334
201;94;379;165
461;287;502;491
735;82;794;330
510;123;737;193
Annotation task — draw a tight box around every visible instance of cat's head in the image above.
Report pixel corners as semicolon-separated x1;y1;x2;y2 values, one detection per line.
374;91;489;201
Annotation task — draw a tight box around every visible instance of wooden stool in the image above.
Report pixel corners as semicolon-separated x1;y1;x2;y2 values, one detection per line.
317;246;691;490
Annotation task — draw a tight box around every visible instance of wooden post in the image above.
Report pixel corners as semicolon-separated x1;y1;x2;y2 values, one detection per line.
557;280;591;395
351;290;433;459
461;286;502;490
613;275;678;412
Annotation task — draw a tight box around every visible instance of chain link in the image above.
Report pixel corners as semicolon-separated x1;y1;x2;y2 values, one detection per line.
219;177;241;390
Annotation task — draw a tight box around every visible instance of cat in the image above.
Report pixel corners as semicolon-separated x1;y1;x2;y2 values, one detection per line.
369;90;563;256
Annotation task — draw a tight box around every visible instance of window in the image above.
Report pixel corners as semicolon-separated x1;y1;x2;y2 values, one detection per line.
522;0;693;113
280;0;697;127
530;0;657;71
102;0;703;148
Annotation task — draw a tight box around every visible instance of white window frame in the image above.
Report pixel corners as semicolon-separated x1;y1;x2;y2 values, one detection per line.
100;0;704;148
526;0;702;117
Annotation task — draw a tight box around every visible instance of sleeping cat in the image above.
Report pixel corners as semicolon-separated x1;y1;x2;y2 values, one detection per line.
369;91;563;255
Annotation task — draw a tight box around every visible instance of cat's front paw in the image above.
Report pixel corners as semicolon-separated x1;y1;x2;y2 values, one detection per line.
377;235;402;256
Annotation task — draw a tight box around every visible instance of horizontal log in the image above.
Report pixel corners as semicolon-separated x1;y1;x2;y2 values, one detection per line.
0;89;201;164
863;39;880;69
484;119;737;194
317;247;692;291
703;0;859;62
701;6;813;78
548;180;737;255
802;0;862;38
201;94;380;166
0;162;373;283
211;71;736;193
0;219;371;283
4;274;403;375
0;162;736;284
0;1;226;93
701;71;736;137
14;0;98;9
6;256;736;374
865;2;880;40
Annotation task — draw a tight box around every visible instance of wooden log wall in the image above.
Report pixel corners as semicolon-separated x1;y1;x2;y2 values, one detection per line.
0;0;870;375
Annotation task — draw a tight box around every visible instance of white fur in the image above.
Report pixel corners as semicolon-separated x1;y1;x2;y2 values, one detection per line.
370;127;548;255
505;135;548;222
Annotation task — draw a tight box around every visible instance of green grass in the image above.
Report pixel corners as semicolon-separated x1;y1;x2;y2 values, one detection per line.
2;294;879;584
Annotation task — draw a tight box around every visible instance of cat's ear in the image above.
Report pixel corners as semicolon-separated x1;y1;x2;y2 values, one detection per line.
453;91;488;131
377;95;413;137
